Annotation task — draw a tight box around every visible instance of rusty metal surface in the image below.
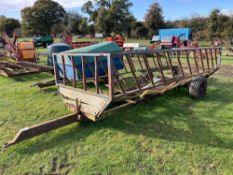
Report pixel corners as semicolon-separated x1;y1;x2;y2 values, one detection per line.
3;47;222;148
3;113;80;148
53;47;222;119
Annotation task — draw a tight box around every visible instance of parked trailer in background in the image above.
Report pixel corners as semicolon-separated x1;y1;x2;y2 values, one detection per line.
158;28;194;49
3;45;222;148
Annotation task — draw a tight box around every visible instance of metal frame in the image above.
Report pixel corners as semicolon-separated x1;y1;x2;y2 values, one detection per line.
53;47;222;121
3;47;222;148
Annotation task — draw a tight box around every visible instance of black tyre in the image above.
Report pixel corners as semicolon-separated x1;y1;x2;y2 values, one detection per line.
189;76;207;99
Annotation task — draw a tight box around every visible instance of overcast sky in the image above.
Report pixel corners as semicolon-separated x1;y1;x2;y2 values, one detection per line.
0;0;232;21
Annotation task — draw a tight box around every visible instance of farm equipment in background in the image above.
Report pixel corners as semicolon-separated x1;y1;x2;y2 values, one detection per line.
3;42;222;148
63;33;98;49
106;34;125;47
154;28;199;49
33;33;54;48
0;33;53;77
1;33;37;62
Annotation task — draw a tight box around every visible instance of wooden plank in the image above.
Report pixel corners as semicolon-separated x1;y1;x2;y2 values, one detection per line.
59;85;109;108
63;99;101;116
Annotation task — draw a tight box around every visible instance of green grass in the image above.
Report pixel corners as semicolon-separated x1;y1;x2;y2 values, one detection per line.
0;41;233;174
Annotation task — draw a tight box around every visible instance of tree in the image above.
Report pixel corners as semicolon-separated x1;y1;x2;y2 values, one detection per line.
144;3;165;37
51;12;90;36
82;0;134;36
131;21;149;39
0;16;21;36
207;9;227;40
221;16;233;44
64;12;83;34
21;0;65;35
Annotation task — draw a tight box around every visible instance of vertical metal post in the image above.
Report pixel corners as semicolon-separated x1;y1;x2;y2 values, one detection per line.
137;54;144;70
176;51;185;77
71;56;77;88
205;49;210;69
143;54;155;86
94;56;100;94
81;56;87;90
199;49;205;72
193;50;199;73
61;55;67;85
125;55;141;90
156;53;166;82
185;50;192;76
53;55;59;84
166;52;176;79
108;54;114;100
163;52;169;67
214;48;218;65
210;49;214;68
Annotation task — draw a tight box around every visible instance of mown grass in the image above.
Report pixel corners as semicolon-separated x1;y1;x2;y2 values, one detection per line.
0;41;233;174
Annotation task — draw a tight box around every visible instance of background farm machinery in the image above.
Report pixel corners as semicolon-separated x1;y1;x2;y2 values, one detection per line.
0;33;53;77
3;42;222;148
151;28;199;49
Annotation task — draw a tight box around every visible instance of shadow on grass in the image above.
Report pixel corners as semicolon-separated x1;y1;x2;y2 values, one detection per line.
12;72;53;82
14;77;233;155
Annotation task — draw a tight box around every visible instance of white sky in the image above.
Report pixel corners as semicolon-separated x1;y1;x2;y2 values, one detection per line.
0;0;90;9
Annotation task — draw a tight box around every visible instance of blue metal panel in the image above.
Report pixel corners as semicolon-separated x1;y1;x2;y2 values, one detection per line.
159;28;192;41
55;42;124;80
57;57;123;80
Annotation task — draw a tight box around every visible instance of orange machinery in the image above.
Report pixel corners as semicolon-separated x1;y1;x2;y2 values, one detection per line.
3;33;37;62
17;41;37;62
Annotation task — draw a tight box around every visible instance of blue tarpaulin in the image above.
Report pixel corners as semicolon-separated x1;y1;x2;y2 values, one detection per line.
159;28;192;41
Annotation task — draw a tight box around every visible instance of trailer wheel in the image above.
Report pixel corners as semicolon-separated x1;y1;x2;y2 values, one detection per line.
189;76;207;99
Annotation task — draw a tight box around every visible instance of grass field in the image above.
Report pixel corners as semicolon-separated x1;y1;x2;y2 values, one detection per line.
0;40;233;174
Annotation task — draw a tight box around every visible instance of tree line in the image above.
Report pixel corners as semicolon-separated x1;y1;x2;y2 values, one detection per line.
0;0;233;43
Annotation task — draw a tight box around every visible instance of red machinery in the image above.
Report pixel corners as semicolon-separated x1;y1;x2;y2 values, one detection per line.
63;34;98;49
106;34;125;47
159;36;199;49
